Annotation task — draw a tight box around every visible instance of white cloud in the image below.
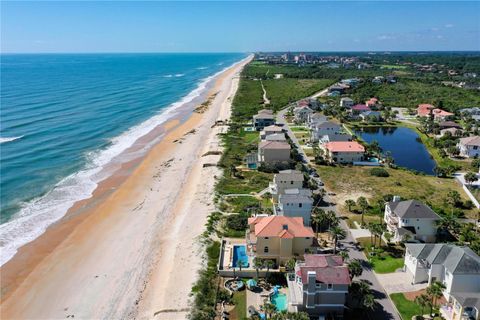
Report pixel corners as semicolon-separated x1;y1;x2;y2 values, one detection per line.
445;24;454;28
377;34;396;41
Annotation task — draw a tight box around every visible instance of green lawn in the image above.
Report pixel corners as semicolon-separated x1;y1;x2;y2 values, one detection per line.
356;237;405;274
232;290;247;320
316;165;476;218
390;293;423;320
370;255;405;274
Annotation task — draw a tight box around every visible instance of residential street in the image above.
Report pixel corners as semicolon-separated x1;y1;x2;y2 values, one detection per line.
277;106;401;320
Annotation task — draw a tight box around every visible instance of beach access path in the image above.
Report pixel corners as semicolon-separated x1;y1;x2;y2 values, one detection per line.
0;56;252;320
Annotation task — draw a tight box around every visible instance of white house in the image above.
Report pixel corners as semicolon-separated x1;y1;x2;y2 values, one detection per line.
458;136;480;158
404;243;480;302
270;169;304;201
310;121;342;142
294;106;314;123
275;188;313;226
260;125;284;140
307;113;328;130
319;133;352;144
340;97;354;109
323;141;365;163
384;199;441;243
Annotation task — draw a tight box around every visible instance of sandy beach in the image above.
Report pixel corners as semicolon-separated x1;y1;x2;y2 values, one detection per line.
0;55;252;320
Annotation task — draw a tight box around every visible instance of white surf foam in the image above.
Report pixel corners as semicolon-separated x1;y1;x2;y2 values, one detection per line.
0;136;23;144
163;74;173;78
0;57;248;266
174;73;184;77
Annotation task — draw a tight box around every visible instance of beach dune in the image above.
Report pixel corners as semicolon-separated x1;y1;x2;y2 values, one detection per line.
0;56;251;320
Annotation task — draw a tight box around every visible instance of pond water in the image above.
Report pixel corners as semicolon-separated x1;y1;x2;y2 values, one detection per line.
354;127;436;175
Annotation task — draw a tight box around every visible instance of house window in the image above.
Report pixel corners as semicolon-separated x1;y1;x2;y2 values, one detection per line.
327;284;333;290
290;181;294;184
264;246;269;253
265;237;269;239
299;203;303;208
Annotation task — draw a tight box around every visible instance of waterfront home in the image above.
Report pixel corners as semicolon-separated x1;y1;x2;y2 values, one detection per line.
319;133;353;144
417;104;454;121
440;127;463;137
365;97;379;108
287;254;350;317
439;121;463;130
359;110;382;122
384;199;440;243
340;97;354;109
404;243;480;302
265;133;287;142
260;125;284;139
458;136;480;158
323;141;365;163
253;109;275;130
270;169;304;201
307;113;328;130
350;104;371;115
275;188;314;226
258;141;291;164
246;216;315;265
310;121;342;142
294;105;314;123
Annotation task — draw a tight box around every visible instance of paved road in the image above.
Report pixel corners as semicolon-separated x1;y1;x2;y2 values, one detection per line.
277;110;401;320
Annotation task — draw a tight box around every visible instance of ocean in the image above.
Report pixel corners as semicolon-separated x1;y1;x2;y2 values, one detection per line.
0;52;246;265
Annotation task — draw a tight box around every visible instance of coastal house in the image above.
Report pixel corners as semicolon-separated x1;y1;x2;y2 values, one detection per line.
323;141;365;163
275;188;314;226
253;109;275;130
360;110;382;122
439;121;463;130
319;133;353;144
350;104;371;116
287;254;350;318
246;216;315;265
365;97;379;108
340;97;354;109
258;141;291;164
384;199;440;243
441;292;480;320
404;243;480;303
294;105;314;123
270;169;304;201
440;128;463;138
417;104;454;121
458;136;480;158
265;133;287;142
260;125;284;140
307;113;328;130
310;121;342;143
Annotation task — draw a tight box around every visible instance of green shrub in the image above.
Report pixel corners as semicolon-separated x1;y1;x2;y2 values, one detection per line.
370;168;390;177
225;214;248;231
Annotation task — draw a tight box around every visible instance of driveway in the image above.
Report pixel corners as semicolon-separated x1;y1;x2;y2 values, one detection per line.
376;271;428;295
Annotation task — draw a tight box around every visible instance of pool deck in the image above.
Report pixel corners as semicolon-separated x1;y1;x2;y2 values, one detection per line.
246;286;288;314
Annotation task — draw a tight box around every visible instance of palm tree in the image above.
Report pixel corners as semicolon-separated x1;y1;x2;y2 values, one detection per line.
362;293;377;313
345;199;356;212
311;212;323;237
348;259;363;280
465;172;478;186
263;301;276;320
339;250;349;262
357;197;369;225
426;281;446;316
350;280;372;308
253;258;264;281
327;210;339;229
436;213;460;238
264;259;275;279
285;258;296;272
329;226;346;254
415;293;432;316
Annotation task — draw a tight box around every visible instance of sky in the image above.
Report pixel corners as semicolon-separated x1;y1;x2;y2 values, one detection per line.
2;1;480;53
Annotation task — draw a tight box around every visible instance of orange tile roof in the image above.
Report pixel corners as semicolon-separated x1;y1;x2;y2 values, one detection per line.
325;141;365;153
417;104;452;117
248;216;314;238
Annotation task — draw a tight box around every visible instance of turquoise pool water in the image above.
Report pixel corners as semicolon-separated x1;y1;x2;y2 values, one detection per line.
271;293;287;311
232;245;249;268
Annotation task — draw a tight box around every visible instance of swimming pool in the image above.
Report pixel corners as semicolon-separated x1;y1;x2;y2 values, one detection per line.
232;245;249;268
271;292;287;311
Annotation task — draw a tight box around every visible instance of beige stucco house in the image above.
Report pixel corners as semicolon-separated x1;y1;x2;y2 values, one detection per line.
246;216;315;265
323;141;365;163
258;141;291;164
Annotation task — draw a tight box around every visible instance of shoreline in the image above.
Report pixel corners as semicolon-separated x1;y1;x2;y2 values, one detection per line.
0;55;252;319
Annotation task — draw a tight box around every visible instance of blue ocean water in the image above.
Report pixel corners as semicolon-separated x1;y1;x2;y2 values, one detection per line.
0;53;246;264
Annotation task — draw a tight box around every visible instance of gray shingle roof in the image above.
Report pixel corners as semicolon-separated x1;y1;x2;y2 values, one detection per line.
388;200;440;219
277;170;304;182
279;188;313;203
406;243;480;274
452;292;480;310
